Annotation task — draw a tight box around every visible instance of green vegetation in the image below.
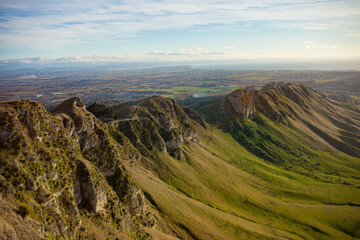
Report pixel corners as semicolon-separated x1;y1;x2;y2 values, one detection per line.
129;84;360;239
1;82;359;240
4;69;359;109
87;102;119;119
0;99;150;239
134;123;360;239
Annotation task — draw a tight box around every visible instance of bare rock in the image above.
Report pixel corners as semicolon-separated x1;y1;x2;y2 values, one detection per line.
159;128;183;151
74;160;107;213
220;89;256;119
183;107;207;129
125;186;147;216
170;148;186;161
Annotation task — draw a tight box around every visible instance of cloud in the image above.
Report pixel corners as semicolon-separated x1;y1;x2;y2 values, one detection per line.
63;21;84;25
303;41;343;49
1;0;360;51
346;32;360;38
0;46;235;64
224;46;237;50
304;40;316;49
148;47;226;57
148;50;169;56
0;56;53;64
0;54;150;64
320;44;342;49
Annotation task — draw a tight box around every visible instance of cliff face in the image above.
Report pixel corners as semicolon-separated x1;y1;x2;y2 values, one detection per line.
112;96;202;160
220;89;257;119
0;95;205;239
216;82;360;162
0;98;154;239
220;82;331;122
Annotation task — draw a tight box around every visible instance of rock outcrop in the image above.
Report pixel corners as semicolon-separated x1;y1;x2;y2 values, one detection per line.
220;82;330;121
183;106;207;129
220;89;256;119
113;118;166;155
0;98;154;239
74;160;108;213
213;81;360;164
111;95;201;160
52;97;156;228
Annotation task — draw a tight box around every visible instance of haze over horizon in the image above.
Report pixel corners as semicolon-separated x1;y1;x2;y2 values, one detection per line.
0;0;360;68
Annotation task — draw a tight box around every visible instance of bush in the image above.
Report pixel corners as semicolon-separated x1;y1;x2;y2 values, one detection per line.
18;204;29;218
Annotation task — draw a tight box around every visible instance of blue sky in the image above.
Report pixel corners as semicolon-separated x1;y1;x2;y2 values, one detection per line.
0;0;359;64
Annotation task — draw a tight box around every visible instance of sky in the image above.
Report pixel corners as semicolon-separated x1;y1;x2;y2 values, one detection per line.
0;0;360;65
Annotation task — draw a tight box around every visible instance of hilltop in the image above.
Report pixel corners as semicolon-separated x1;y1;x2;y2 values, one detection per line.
1;82;360;239
197;82;360;163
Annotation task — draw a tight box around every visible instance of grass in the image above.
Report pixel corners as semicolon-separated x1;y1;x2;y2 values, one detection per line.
167;86;222;93
123;83;360;239
129;123;360;239
3;89;359;239
126;88;360;239
132;86;237;99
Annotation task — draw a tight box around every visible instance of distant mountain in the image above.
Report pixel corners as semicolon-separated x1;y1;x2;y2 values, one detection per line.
1;82;360;239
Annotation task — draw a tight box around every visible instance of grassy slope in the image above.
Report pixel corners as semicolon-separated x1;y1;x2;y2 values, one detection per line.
123;89;360;239
127;122;360;240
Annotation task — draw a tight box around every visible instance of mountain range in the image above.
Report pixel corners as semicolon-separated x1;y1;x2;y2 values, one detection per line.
0;82;359;239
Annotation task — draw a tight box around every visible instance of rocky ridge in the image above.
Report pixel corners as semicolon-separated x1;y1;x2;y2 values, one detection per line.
0;98;155;239
0;95;206;239
216;82;360;162
111;96;201;160
1;83;359;240
220;82;331;122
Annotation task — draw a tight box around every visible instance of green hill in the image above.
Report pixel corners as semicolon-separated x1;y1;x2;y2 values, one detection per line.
0;82;359;239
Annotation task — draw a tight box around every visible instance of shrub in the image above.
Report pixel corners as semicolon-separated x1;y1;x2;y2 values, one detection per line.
18;204;30;218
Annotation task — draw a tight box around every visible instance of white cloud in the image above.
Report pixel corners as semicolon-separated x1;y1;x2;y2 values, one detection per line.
304;40;317;49
148;50;170;56
224;46;237;50
1;0;360;50
303;41;343;50
1;44;358;65
148;47;225;57
320;44;342;49
0;54;150;64
346;32;360;38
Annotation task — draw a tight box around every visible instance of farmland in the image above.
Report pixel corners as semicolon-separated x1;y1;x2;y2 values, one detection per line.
1;66;359;109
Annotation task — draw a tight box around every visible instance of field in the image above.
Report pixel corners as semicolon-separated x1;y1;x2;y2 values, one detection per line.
1;67;359;109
